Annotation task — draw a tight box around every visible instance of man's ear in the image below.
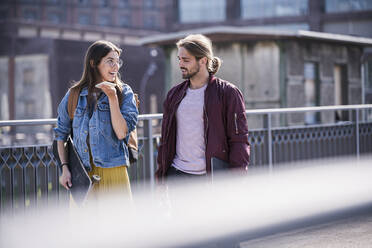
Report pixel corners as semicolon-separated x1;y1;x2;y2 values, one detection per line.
199;57;207;66
90;60;94;68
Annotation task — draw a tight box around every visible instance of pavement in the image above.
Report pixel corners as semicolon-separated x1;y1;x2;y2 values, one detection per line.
240;213;372;248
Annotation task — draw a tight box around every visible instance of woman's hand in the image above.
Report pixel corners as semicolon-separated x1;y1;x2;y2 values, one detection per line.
97;83;128;140
59;166;72;190
96;83;117;98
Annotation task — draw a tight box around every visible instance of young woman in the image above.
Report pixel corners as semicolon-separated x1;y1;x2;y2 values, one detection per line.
54;40;138;199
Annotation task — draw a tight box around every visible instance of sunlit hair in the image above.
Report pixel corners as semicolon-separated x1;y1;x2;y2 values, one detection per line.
71;40;124;105
176;34;222;75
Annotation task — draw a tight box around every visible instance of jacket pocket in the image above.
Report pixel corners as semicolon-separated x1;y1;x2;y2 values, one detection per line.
234;112;248;135
97;102;111;123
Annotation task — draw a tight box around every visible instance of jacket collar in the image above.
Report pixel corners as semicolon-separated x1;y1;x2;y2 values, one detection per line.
80;87;88;96
208;74;216;84
183;74;216;90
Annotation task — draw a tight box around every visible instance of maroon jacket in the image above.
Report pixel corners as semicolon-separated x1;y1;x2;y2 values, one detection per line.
156;75;250;179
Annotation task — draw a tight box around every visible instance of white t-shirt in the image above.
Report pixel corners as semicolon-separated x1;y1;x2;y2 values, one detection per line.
171;84;207;175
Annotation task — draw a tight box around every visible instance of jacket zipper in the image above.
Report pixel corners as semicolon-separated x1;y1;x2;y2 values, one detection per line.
163;89;187;172
204;106;209;145
234;113;238;134
204;81;210;146
204;83;210;173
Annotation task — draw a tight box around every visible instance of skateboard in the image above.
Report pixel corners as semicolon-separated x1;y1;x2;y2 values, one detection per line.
53;137;100;206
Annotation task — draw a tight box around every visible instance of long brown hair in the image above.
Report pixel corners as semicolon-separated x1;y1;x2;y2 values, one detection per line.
176;34;222;75
71;40;124;105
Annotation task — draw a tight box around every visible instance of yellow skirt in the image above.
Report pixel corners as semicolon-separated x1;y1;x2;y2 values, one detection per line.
69;164;131;209
69;147;132;207
87;146;131;200
88;163;132;199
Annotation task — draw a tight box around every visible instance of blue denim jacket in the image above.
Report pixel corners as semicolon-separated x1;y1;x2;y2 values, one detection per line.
54;85;138;169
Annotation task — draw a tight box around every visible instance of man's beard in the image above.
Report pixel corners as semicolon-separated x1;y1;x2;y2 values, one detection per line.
181;63;200;79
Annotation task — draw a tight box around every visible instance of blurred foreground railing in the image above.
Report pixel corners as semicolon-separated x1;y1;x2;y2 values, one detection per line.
0;104;372;213
2;158;372;248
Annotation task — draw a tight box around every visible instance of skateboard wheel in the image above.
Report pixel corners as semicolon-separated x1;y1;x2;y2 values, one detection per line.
92;175;101;183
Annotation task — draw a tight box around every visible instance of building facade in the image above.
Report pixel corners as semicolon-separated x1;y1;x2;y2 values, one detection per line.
141;28;372;127
1;0;372;41
0;0;167;44
1;0;372;127
171;0;372;38
0;35;165;146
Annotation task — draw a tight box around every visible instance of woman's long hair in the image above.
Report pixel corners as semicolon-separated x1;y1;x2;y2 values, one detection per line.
71;40;124;105
176;34;222;75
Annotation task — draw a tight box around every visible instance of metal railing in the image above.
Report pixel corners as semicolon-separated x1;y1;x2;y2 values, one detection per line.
1;104;372;213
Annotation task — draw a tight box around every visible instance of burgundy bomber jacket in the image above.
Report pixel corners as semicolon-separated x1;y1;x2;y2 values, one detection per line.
156;75;250;180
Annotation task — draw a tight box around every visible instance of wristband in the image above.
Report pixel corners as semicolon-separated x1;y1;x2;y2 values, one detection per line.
61;162;69;168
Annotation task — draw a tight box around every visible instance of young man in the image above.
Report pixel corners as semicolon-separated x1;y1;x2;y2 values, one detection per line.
156;34;250;181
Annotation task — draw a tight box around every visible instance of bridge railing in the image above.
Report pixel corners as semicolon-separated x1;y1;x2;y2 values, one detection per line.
1;105;372;213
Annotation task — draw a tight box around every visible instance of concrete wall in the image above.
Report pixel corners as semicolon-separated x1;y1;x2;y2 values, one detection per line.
323;20;372;38
164;38;364;127
0;57;9;121
285;40;363;124
165;41;281;128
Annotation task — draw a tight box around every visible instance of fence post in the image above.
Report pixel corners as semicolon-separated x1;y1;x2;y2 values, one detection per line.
143;118;155;189
264;113;273;171
355;109;360;159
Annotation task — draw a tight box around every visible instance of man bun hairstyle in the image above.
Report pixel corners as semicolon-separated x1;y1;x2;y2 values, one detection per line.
210;56;222;75
176;34;222;75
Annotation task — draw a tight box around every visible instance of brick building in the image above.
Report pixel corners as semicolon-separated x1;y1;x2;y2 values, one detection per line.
0;0;372;123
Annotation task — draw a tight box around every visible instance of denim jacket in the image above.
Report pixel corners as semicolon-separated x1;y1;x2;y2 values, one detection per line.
54;84;138;169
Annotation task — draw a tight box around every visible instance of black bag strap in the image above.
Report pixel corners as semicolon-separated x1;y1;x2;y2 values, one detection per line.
67;87;81;139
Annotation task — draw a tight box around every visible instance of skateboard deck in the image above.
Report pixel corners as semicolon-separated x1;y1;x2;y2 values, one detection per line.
53;137;100;206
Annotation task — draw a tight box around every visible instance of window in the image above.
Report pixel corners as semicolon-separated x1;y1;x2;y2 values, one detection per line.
78;13;90;25
366;61;372;90
241;0;308;19
23;68;35;86
334;64;349;121
19;0;39;3
144;0;155;8
98;15;111;26
77;0;89;6
24;100;35;117
98;0;109;8
118;0;130;8
46;0;60;5
0;9;8;21
179;0;226;23
365;60;372;113
23;9;39;21
304;62;319;124
247;23;309;31
47;12;62;24
325;0;372;13
144;15;156;28
119;15;131;27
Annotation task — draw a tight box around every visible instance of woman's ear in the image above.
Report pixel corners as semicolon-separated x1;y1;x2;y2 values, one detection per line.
90;60;95;68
